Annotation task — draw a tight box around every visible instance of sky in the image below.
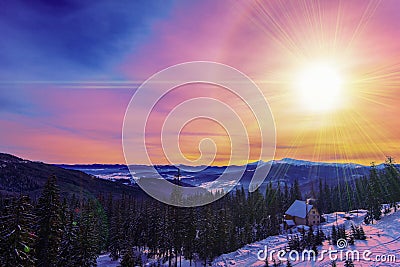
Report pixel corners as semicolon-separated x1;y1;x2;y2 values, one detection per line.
0;0;399;165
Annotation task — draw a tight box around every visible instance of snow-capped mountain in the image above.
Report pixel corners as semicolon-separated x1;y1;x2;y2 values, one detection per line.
273;158;365;168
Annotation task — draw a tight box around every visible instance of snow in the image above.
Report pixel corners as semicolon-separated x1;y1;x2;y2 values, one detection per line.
97;252;206;267
213;208;400;266
97;253;120;267
285;200;313;218
285;220;296;227
274;158;365;168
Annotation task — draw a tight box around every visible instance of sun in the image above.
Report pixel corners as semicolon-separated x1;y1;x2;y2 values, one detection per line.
295;62;344;113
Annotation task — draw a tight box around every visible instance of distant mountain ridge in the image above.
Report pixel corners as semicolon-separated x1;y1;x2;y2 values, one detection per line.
60;157;386;169
59;157;398;192
272;157;366;167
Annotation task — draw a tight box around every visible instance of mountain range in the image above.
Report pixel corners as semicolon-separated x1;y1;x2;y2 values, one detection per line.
59;157;395;192
0;152;395;198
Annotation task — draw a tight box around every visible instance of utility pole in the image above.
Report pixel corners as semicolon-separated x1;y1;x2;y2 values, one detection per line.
174;168;181;185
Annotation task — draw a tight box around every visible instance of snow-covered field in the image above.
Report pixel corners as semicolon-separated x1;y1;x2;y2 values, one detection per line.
98;209;400;267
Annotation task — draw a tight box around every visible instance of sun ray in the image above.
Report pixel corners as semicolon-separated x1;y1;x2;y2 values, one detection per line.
345;0;382;54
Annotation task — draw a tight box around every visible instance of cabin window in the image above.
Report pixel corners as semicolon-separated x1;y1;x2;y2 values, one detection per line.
312;211;315;214
313;221;315;224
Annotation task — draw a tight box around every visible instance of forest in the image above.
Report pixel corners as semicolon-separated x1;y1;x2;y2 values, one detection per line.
0;158;399;266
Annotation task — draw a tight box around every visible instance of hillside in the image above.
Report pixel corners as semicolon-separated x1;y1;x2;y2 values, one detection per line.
0;153;145;199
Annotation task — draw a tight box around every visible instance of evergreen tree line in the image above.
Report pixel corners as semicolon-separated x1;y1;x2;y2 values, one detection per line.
0;175;305;266
103;180;305;266
330;224;366;247
266;228;324;266
0;175;107;267
283;224;365;261
287;227;325;254
315;158;400;224
0;158;398;266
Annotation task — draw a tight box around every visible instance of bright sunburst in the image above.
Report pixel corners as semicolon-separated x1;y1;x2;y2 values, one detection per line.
295;62;344;113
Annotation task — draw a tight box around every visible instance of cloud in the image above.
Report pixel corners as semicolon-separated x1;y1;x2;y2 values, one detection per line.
0;87;134;163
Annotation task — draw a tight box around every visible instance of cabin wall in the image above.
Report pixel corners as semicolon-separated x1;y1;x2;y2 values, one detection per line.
294;216;306;225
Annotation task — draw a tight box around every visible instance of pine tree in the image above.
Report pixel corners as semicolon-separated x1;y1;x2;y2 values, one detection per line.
57;211;80;267
367;164;382;222
109;199;125;260
300;230;307;250
272;258;282;267
214;208;229;256
197;205;216;266
331;225;337;244
171;205;186;267
383;157;400;211
290;179;302;202
344;258;355;267
317;179;324;213
315;227;325;245
0;195;37;267
364;211;372;225
348;234;355;245
74;200;101;267
105;193;113;250
119;248;135;267
182;207;197;265
337;226;347;240
306;228;314;249
93;199;109;253
350;224;357;239
323;180;332;213
35;175;62;267
283;183;290;211
312;243;318;257
145;200;162;258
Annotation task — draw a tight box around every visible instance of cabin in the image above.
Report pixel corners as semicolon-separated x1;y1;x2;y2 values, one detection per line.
284;200;320;228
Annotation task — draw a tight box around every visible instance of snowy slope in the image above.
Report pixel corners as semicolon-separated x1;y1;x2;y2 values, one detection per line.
213;209;400;267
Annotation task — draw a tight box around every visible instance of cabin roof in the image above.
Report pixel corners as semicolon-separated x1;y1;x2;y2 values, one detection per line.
285;200;314;219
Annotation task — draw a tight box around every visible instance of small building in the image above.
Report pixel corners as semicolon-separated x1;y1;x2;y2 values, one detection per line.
284;200;320;228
